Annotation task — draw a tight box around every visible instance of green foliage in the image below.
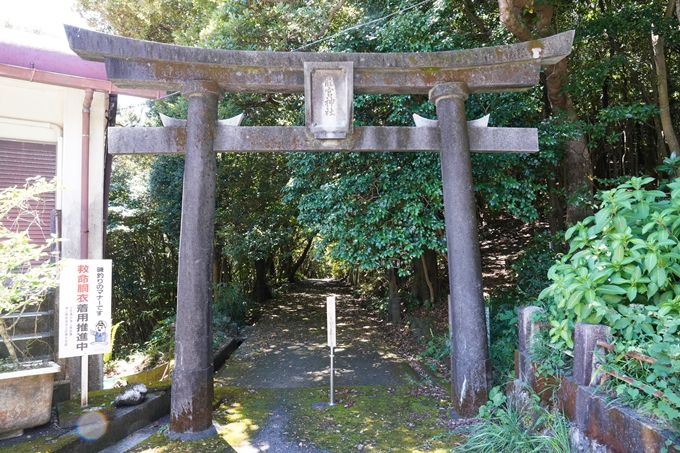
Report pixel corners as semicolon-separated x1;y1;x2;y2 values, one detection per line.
657;155;680;183
212;282;255;352
107;156;178;353
567;0;680;178
199;0;350;51
74;0;216;43
213;282;253;326
289;151;446;273
103;322;123;363
0;177;61;367
539;176;680;427
115;282;254;363
142;315;175;363
487;305;520;383
148;93;308;301
215;153;299;264
588;102;660;144
418;330;451;363
454;386;572;452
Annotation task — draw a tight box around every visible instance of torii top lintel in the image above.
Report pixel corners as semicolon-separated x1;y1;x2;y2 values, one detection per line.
64;25;574;96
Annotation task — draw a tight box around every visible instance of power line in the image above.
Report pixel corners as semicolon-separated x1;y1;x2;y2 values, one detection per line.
292;0;436;52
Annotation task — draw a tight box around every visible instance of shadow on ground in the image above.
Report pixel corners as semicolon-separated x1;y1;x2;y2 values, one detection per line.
133;279;460;453
216;278;418;389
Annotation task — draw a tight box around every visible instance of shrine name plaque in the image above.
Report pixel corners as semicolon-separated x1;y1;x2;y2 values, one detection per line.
304;62;354;139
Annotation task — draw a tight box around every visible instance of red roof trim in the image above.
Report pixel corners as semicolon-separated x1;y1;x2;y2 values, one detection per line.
0;63;163;99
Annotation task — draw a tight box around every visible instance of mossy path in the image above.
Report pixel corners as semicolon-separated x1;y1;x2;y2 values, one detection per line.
133;279;463;452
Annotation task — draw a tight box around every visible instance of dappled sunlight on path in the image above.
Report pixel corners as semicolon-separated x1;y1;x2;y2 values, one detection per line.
203;280;461;453
215;279;417;389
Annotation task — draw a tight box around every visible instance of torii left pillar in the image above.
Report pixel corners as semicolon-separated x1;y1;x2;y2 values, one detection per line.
169;80;222;439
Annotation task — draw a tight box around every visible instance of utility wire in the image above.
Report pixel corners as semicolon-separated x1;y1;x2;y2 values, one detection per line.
151;90;181;103
292;0;435;52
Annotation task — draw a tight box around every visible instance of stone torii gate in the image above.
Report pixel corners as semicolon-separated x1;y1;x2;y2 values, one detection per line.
65;25;573;438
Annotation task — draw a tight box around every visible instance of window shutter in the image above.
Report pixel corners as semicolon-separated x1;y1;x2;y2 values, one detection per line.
0;139;57;247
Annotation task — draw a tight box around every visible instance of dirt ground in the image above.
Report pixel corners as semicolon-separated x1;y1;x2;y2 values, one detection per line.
216;279;418;389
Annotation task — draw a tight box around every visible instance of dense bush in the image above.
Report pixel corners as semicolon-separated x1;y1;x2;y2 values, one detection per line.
119;283;255;365
213;282;254;326
107;156;178;354
538;176;680;426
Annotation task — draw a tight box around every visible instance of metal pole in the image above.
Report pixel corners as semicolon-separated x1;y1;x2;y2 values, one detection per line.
81;355;88;407
329;346;335;406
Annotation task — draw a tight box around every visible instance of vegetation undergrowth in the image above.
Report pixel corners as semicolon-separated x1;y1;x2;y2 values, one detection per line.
418;330;451;364
453;386;572;453
106;283;254;376
486;231;564;385
131;385;461;453
537;175;680;431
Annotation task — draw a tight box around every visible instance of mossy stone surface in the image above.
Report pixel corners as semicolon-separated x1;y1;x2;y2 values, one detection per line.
132;385;461;452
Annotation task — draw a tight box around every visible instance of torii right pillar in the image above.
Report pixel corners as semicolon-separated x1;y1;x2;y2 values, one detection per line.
431;82;491;417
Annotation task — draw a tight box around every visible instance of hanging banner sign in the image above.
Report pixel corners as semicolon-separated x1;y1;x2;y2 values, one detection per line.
326;295;336;348
58;260;112;358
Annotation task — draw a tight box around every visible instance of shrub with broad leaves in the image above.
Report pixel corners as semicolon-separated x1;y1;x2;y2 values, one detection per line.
539;176;680;427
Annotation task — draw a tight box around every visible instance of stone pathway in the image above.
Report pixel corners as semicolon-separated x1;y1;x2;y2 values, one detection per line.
216;278;417;389
213;278;419;452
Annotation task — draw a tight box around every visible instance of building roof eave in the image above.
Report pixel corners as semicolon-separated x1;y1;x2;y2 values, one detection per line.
0;63;164;99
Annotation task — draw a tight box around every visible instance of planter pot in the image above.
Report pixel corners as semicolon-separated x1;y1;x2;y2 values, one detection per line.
0;362;60;440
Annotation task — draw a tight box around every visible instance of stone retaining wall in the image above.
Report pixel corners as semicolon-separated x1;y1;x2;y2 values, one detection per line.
515;306;679;453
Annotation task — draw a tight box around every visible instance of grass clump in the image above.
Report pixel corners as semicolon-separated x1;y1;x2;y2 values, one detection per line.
453;386;572;453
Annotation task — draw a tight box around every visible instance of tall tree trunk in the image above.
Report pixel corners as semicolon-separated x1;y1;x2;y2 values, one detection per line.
421;254;435;305
411;255;427;305
253;258;272;303
462;0;490;40
411;250;438;306
287;236;314;282
499;0;593;225
652;115;667;175
267;257;276;280
543;59;593;224
563;136;592;224
652;0;680;158
387;267;401;323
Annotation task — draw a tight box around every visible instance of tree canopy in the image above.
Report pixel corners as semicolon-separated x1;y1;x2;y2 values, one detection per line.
80;0;680;325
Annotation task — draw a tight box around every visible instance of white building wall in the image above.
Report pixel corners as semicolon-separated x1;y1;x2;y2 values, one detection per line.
0;76;108;260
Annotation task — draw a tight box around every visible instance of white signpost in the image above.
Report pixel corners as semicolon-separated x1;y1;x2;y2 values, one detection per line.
58;259;112;407
326;295;336;407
